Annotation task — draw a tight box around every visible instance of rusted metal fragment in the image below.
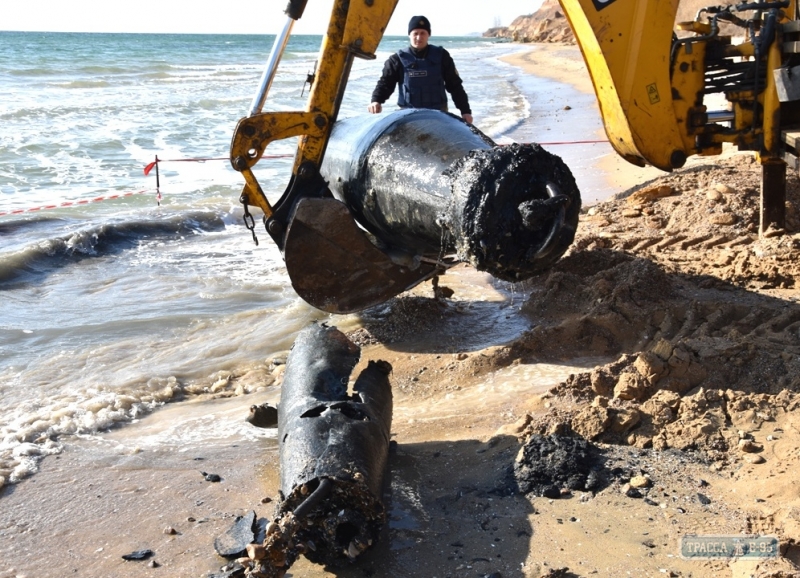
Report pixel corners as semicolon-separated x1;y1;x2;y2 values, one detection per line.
246;323;392;577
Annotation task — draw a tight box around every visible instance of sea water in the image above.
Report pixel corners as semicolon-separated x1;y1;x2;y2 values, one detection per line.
0;31;597;484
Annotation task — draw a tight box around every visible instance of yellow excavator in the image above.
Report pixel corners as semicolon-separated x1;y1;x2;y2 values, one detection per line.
560;0;800;231
230;0;800;313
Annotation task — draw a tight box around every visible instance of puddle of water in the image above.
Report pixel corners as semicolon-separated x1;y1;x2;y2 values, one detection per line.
388;478;426;533
396;358;608;426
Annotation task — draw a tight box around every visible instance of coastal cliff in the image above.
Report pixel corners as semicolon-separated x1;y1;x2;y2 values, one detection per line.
483;0;573;44
484;0;742;44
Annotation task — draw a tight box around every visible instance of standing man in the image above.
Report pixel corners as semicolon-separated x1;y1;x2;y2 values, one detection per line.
368;15;473;124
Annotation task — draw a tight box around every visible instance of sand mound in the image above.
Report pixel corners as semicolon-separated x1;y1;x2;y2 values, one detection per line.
507;154;800;452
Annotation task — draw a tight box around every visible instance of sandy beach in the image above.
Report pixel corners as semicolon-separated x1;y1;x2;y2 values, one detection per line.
3;43;800;578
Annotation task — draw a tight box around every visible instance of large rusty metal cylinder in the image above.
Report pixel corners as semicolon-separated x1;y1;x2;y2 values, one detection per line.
320;109;581;281
267;322;392;573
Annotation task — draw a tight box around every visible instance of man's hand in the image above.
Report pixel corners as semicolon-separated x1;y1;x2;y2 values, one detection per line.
462;113;473;124
368;102;382;114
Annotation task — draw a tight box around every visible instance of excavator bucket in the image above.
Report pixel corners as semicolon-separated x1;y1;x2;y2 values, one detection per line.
283;197;440;314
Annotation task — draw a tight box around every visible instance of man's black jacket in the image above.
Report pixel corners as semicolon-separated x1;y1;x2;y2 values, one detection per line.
370;45;472;115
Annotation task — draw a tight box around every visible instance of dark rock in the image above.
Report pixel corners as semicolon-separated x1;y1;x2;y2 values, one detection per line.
247;403;278;428
214;511;256;558
541;568;575;578
697;493;712;505
121;549;154;561
623;484;643;498
202;472;222;482
542;485;561;499
253;517;269;544
208;562;246;578
513;434;608;497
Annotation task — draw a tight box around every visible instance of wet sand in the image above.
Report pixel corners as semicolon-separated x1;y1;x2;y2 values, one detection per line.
0;266;590;578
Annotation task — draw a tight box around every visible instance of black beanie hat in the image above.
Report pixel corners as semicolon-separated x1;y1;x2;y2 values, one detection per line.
408;15;431;35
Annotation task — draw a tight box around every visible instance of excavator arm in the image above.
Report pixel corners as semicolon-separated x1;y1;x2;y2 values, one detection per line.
230;0;397;231
559;0;688;171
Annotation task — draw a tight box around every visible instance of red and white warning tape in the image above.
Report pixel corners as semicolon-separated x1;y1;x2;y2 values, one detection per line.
538;139;608;146
1;142;605;218
0;153;294;217
0;189;156;217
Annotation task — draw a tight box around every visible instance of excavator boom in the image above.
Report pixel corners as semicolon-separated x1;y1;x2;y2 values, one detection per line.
560;0;687;171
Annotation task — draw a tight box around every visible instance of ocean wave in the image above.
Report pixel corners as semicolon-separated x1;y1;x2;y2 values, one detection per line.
54;80;112;89
141;71;174;80
0;216;66;236
0;211;226;287
76;64;130;75
7;68;62;77
0;375;182;484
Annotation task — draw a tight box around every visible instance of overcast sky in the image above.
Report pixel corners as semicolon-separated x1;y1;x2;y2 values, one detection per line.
2;0;544;36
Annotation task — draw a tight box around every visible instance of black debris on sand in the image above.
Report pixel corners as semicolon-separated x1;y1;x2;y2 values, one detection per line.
513;434;607;498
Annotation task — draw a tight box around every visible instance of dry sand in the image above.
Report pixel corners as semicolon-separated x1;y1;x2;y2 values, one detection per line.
3;45;800;578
